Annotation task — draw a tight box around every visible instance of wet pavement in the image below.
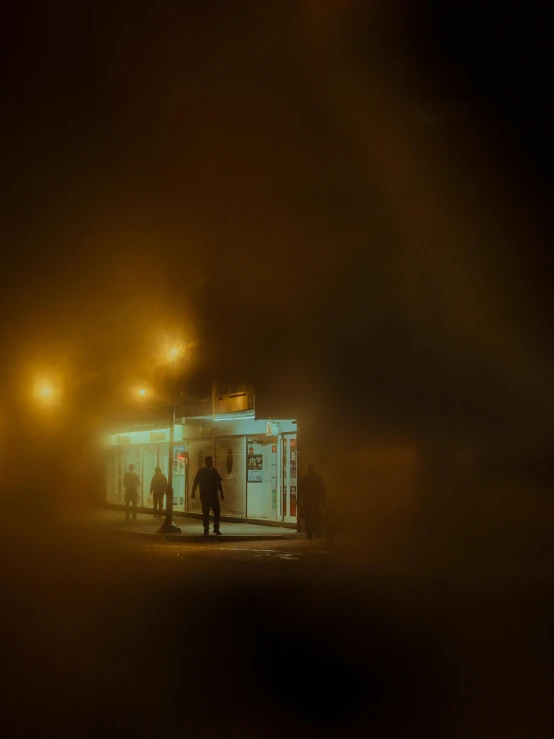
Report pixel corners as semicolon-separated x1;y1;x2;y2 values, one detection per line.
2;505;554;737
68;506;302;542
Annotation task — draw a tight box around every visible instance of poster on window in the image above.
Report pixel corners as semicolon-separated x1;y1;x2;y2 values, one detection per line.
248;454;263;470
290;485;297;517
248;453;263;482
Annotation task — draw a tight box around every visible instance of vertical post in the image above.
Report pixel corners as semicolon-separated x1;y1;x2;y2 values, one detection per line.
157;384;182;534
296;420;301;533
244;436;248;520
211;381;217;422
166;398;175;518
140;444;145;509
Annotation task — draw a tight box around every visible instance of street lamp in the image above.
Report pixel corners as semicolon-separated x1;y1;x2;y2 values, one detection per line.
157;343;185;535
33;376;61;408
167;346;181;364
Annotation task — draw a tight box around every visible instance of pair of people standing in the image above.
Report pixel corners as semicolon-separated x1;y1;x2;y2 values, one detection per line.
122;464;168;520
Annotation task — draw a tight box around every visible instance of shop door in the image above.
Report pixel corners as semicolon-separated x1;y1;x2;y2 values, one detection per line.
216;436;246;517
282;434;297;523
187;438;214;514
171;443;186;511
246;439;278;520
117;445;143;506
142;444;159;510
106;451;117;504
142;443;170;510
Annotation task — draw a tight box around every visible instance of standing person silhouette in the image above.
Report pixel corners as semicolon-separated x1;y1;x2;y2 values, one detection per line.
191;456;225;536
123;464;140;520
150;466;168;518
298;464;326;540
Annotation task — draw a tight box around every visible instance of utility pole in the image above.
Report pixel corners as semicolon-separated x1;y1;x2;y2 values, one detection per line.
157;382;182;534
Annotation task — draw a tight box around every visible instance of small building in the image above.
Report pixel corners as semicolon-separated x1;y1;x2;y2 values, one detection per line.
102;388;299;526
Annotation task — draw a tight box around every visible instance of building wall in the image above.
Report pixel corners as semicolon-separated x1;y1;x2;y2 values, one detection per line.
216;435;247;517
104;416;296;522
297;423;419;541
246;440;277;520
187;438;213;516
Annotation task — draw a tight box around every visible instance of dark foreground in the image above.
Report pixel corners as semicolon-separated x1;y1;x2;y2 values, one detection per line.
2;518;554;739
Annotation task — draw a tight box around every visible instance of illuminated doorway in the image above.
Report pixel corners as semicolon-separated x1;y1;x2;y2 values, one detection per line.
281;433;297;523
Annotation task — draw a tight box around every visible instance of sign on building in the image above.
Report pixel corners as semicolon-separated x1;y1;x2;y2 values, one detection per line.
266;421;280;436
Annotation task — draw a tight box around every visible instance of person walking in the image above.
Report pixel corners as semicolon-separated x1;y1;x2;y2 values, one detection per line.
297;463;326;540
123;463;140;520
191;456;225;536
150;466;168;518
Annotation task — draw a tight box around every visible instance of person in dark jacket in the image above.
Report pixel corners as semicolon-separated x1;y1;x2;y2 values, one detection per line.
123;464;140;520
297;464;326;539
150;466;168;518
191;456;225;536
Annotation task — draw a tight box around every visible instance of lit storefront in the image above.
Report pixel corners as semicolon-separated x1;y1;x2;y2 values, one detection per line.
103;411;298;525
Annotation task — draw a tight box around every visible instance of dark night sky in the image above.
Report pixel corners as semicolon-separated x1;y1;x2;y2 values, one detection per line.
1;1;553;439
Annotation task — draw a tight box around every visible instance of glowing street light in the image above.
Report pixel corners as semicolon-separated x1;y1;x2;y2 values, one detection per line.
37;382;54;400
167;346;181;364
165;341;188;367
33;377;61;407
130;386;150;403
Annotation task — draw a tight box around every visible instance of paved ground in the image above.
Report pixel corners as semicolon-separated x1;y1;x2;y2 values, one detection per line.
73;506;303;541
2;504;554;738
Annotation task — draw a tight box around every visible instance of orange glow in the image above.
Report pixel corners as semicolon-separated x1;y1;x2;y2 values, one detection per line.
33;377;61;407
38;384;53;399
167;346;181;363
